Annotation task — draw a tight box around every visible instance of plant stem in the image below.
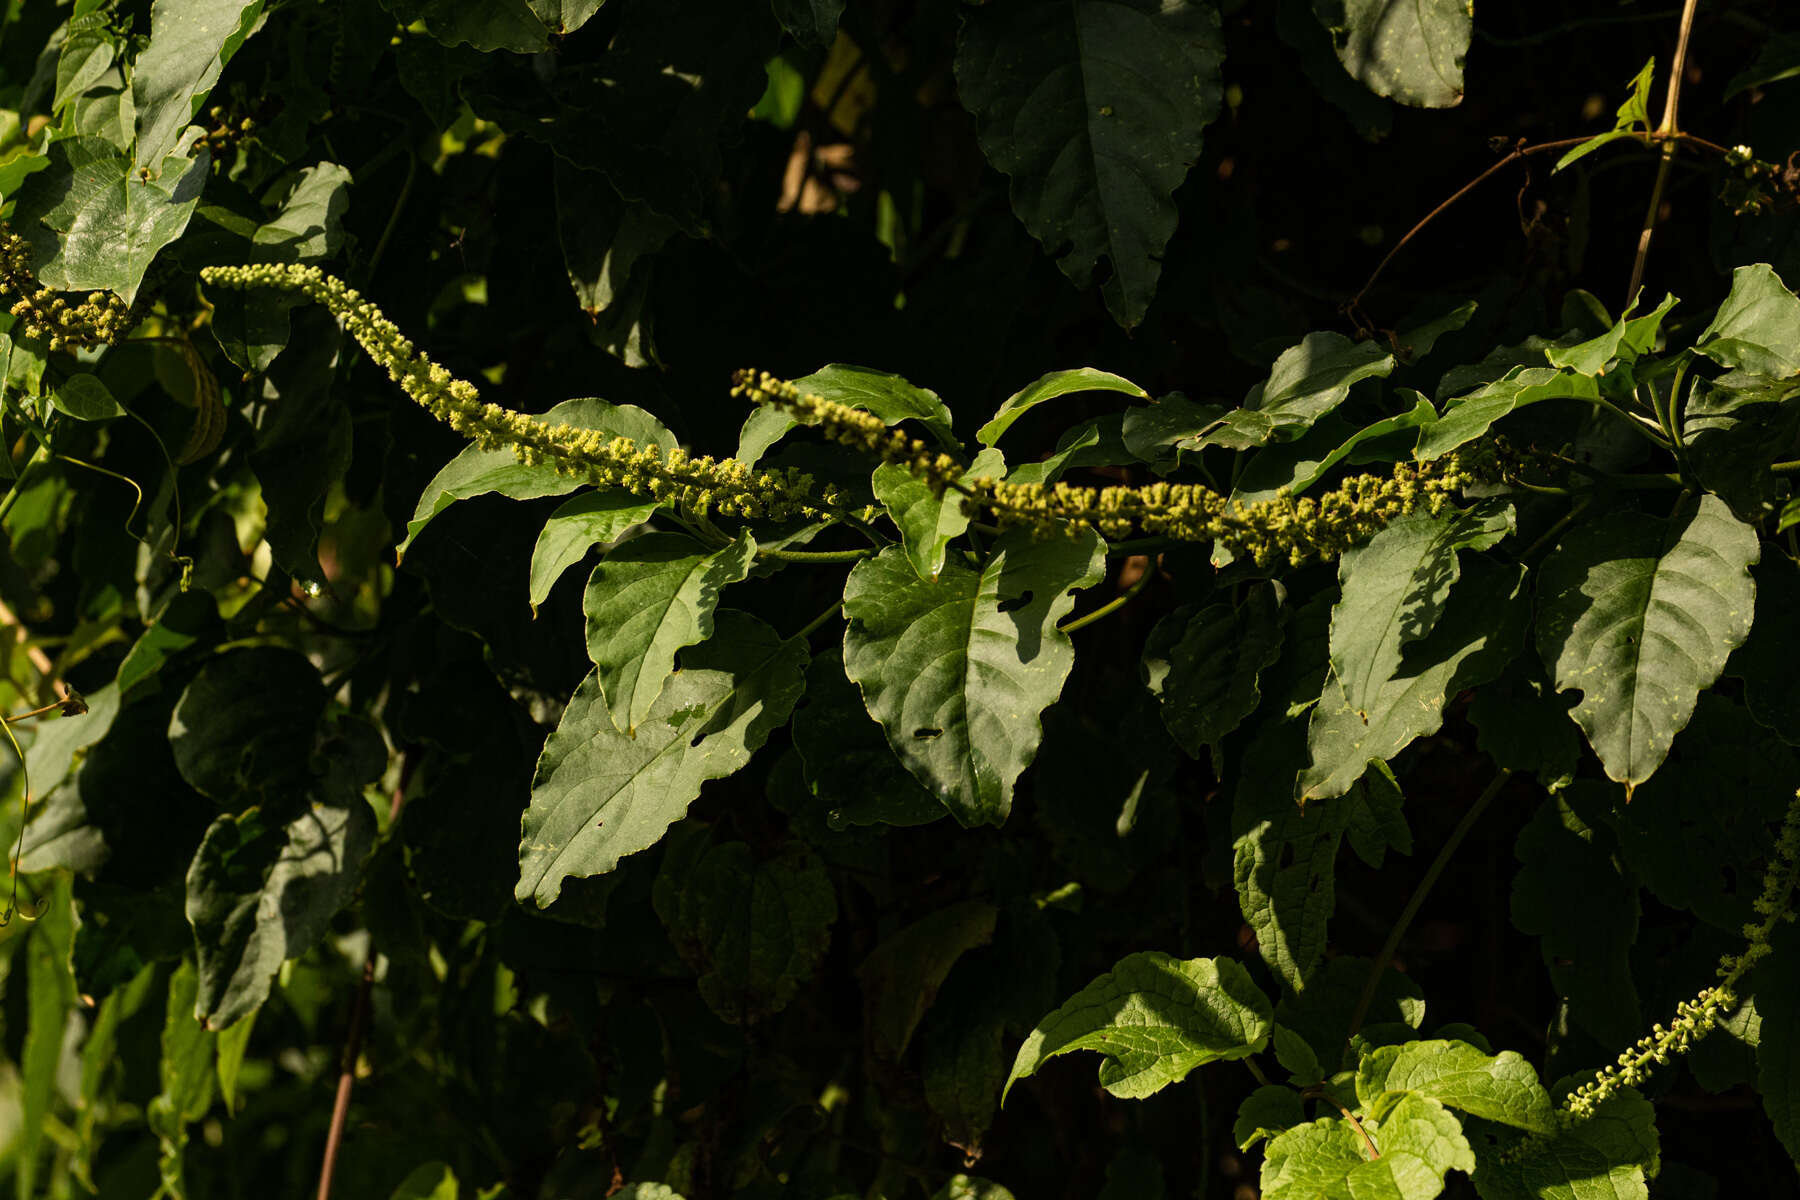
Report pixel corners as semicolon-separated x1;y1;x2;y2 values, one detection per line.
1626;0;1701;305
1058;557;1154;634
792;600;843;642
1517;496;1590;562
316;767;411;1200
1348;768;1513;1038
757;545;875;564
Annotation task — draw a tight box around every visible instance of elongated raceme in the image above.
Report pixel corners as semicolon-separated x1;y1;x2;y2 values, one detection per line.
198;264;851;522
1559;790;1800;1123
739;367;1480;566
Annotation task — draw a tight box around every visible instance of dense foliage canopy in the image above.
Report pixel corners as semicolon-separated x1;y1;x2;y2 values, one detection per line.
0;1;1795;1198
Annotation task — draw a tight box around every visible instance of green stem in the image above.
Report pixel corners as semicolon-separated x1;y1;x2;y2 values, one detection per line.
1348;768;1513;1038
1517;497;1590;562
757;545;875;564
791;600;843;642
1058;560;1154;634
1102;535;1172;558
0;443;49;527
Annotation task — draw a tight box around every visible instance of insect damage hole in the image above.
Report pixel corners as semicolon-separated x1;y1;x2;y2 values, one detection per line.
912;728;943;740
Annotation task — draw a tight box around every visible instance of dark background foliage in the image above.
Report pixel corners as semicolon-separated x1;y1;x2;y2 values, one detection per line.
0;0;1796;1197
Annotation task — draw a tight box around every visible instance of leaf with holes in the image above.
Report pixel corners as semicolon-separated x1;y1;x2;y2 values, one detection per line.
842;530;1105;826
583;531;756;735
1536;495;1758;792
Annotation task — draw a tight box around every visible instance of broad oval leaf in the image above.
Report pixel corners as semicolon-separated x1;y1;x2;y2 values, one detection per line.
516;611;808;907
1195;331;1396;451
528;490;659;612
1312;0;1471;108
133;0;266;170
185;739;380;1029
842;529;1105;826
1004;951;1273;1102
1142;585;1283;756
955;0;1224;329
583;531;756;735
1355;1039;1557;1133
11;135;208;305
1413;367;1600;461
1261;1094;1474;1200
873;446;1004;582
1301;554;1527;801
1535;495;1759;792
1695;263;1800;378
1757;924;1800;1165
976;368;1148;448
1470;1090;1659;1200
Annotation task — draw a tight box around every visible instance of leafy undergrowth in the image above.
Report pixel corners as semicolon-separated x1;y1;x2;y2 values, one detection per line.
0;2;1791;1199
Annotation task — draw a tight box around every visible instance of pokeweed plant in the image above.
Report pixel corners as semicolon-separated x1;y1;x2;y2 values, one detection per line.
0;1;1791;1199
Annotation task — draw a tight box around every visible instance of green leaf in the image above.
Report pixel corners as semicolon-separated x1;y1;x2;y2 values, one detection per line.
739;362;959;466
1196;332;1396;451
517;611;808;906
185;746;379;1028
842;530;1105;826
1413;367;1601;461
1356;1039;1557;1133
1004;952;1273;1102
148;959;217;1198
1301;548;1527;801
1757;923;1800;1166
526;0;606;35
874;447;1004;581
1275;1024;1325;1085
1311;0;1471;108
210;162;354;371
1468;658;1579;791
654;838;837;1024
925;1015;1007;1154
380;0;551;51
955;0;1224;328
1535;495;1759;792
528;490;658;612
1262;1093;1474;1200
1231;394;1437;504
1326;504;1512;721
1141;584;1284;756
1003;416;1130;485
19;876;76;1200
389;1163;459;1200
792;649;943;828
1555;58;1657;172
1470;1091;1659;1200
132;0;264;169
400;398;677;556
1544;292;1676;375
1232;718;1342;994
50;374;124;421
583;531;757;735
1694;263;1800;378
1236;1084;1307;1149
1120;393;1228;467
976;368;1149;447
857;900;998;1058
168;648;325;804
554;159;679;319
10;135;207;305
1511;789;1642;1046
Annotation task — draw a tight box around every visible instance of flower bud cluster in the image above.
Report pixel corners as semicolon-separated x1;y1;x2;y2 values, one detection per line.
1561;789;1800;1124
199;264;851;521
731;370;965;493
967;458;1475;565
0;227;133;349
